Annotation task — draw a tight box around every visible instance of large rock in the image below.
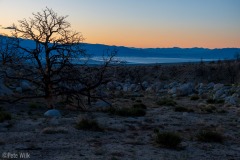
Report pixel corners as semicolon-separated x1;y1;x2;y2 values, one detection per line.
129;84;140;92
213;89;225;100
148;82;163;92
95;100;112;108
141;81;149;90
225;94;239;105
168;87;177;95
176;83;194;96
123;83;131;92
44;109;61;118
213;83;224;91
0;79;13;96
207;82;215;89
20;80;33;91
106;82;115;90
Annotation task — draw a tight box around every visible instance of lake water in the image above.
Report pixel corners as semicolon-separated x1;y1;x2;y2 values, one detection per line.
91;56;216;64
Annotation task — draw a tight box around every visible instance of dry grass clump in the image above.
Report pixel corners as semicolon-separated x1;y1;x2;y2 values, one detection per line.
154;131;182;149
107;104;147;117
42;127;68;134
75;119;104;132
156;98;177;106
0;111;11;122
197;130;224;143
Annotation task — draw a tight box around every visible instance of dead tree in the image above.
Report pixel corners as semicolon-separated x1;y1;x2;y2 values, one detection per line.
58;49;117;109
0;34;20;65
5;7;85;108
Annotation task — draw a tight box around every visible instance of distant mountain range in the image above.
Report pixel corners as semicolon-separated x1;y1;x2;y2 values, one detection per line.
83;43;240;60
1;35;240;64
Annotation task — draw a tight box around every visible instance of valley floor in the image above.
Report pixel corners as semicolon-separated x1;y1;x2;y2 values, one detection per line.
1;93;240;160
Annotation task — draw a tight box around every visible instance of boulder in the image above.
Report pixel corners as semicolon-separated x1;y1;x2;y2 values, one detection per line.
207;82;215;89
213;83;224;91
44;109;61;118
225;96;238;105
123;83;130;92
145;86;154;93
0;79;13;96
141;81;149;89
176;83;194;96
149;82;163;92
106;82;115;90
95;100;111;108
20;81;33;91
213;89;225;100
15;87;23;93
168;87;177;95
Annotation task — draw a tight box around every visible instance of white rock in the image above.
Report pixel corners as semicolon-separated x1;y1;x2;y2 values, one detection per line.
176;83;194;96
95;101;111;108
15;87;22;93
0;78;13;96
20;81;33;91
214;83;224;91
44;109;61;118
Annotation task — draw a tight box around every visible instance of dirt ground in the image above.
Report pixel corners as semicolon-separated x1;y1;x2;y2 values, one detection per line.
1;92;240;160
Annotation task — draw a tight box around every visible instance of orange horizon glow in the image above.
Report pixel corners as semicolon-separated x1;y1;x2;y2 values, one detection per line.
1;27;240;49
1;0;240;49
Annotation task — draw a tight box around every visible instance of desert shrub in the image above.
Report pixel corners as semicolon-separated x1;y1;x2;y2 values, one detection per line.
197;131;224;143
0;111;11;122
155;131;182;149
125;94;144;98
107;104;146;117
0;140;5;145
133;103;147;109
114;107;146;117
201;105;216;113
217;99;225;104
42;127;68;134
135;99;142;103
218;109;228;114
207;99;225;104
29;102;39;109
174;106;194;112
131;97;136;101
153;128;159;133
190;95;200;101
156;98;177;106
75;119;103;132
206;99;215;104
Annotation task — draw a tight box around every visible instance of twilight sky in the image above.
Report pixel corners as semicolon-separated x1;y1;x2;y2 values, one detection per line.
0;0;240;48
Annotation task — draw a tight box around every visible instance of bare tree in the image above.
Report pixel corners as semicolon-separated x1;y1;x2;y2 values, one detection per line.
5;7;85;108
1;8;118;109
0;34;20;65
57;49;117;110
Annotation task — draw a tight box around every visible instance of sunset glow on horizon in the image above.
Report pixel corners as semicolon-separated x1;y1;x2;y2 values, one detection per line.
0;0;239;49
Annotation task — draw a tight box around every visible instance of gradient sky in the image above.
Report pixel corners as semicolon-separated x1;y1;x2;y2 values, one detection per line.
0;0;240;48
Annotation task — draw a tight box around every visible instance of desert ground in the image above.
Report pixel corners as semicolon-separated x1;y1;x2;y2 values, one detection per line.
0;61;240;160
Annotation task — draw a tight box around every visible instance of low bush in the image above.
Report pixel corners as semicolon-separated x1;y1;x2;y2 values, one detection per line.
155;131;182;149
156;98;177;106
0;111;11;122
174;106;194;112
201;105;216;113
107;103;147;117
207;99;225;104
114;107;146;117
190;95;200;101
133;103;147;109
29;102;39;109
42;127;68;134
197;130;224;143
75;119;103;132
